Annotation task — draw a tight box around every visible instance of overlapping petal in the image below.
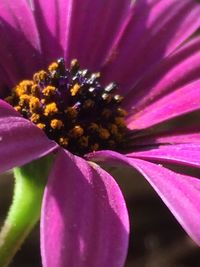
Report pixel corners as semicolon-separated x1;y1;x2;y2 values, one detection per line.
41;150;129;267
0;0;200;265
64;0;133;70
87;150;200;245
30;0;70;63
124;36;200;112
131;126;200;147
0;0;42;82
0;100;57;174
128;144;200;167
101;0;200;92
127;79;200;129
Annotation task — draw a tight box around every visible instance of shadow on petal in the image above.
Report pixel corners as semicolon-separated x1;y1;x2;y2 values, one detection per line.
41;149;129;267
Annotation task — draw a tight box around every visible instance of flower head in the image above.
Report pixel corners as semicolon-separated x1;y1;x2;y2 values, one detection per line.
1;0;200;266
5;58;128;155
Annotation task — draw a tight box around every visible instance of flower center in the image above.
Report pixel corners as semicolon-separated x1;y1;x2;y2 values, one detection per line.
4;59;128;155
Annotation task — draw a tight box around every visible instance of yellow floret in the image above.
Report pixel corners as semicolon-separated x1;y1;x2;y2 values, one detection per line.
59;137;69;146
44;102;58;116
99;128;110;140
79;136;89;147
30;113;40;123
90;143;99;151
70;83;80;96
29;97;41;112
37;123;46;130
19;94;30;106
42;86;56;97
50;119;64;129
64;107;78;118
48;62;59;72
33;70;48;82
69;125;84;138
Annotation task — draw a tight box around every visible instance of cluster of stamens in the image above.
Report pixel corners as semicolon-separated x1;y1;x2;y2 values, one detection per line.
5;58;128;155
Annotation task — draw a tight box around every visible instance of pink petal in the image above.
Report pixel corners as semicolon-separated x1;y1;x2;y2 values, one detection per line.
88;151;200;245
127;79;200;129
0;66;14;97
128;144;200;168
0;0;42;83
131;159;200;246
64;0;132;70
124;36;200;112
0;100;57;174
101;0;200;92
41;150;129;267
132;127;200;147
29;0;71;64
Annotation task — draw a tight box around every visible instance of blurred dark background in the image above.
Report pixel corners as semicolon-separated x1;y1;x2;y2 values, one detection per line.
0;167;200;267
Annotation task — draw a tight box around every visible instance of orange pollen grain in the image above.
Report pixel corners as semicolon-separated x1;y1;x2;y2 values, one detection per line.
88;123;99;132
14;80;33;96
83;99;94;109
30;113;40;123
69;125;84;138
44;102;58;116
42;86;56;97
18;94;31;106
117;108;127;117
71;59;79;68
70;83;80;96
101;108;112;118
31;84;40;96
14;106;21;112
109;124;118;135
29;97;41;112
48;62;59;72
115;117;126;127
50;119;64;129
37;123;46;130
33;70;48;82
64;107;78;118
90;143;99;151
59;137;68;146
79;136;89;147
99;128;110;139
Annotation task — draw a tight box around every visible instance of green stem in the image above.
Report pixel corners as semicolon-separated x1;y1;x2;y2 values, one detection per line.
0;156;53;267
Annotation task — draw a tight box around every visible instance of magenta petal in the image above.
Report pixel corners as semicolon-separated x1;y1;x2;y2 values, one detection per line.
65;0;132;70
0;0;42;82
30;0;71;63
88;151;200;245
124;36;200;112
130;159;200;246
102;0;200;92
132;127;200;147
128;144;200;168
0;100;57;173
127;79;200;129
41;150;129;267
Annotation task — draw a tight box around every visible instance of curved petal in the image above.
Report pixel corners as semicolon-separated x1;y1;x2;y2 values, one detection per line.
127;79;200;129
124;36;200;112
101;0;200;92
131;126;200;147
41;149;129;267
0;100;57;174
29;0;71;64
0;65;13;97
0;0;42;83
64;0;133;70
88;150;200;245
128;144;200;168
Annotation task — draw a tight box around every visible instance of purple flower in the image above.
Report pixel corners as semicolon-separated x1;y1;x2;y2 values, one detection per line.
1;0;200;266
